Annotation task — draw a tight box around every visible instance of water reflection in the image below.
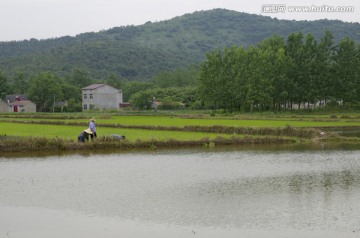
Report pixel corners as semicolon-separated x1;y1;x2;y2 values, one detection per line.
288;170;357;194
2;141;360;159
1;148;360;236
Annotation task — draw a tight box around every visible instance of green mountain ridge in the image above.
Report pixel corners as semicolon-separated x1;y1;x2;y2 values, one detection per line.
1;8;360;80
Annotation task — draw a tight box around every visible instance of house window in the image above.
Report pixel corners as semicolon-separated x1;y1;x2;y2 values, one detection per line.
84;94;87;99
84;104;88;110
90;104;95;110
90;94;93;99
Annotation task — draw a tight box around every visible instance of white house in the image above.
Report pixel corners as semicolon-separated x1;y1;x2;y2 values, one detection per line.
82;84;123;111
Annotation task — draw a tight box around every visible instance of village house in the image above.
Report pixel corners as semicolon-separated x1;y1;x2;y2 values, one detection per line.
82;84;123;111
54;101;68;112
1;95;37;113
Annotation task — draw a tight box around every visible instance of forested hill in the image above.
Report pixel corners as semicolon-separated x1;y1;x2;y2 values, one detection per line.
1;8;360;80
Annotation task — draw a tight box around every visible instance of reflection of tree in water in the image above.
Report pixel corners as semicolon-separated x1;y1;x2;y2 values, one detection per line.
284;170;359;231
340;170;355;189
287;170;359;217
289;170;357;194
198;171;358;199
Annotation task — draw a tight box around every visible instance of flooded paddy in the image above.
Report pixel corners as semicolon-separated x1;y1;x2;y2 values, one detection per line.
1;144;360;237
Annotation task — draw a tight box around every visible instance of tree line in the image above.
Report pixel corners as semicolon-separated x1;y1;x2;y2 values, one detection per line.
1;30;360;112
198;30;360;112
0;66;201;112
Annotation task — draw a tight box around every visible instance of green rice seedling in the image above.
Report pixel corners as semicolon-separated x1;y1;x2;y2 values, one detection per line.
2;114;360;128
0;122;245;142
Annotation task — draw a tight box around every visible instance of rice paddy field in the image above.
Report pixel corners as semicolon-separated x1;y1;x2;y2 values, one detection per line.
0;122;236;141
1;111;360;152
2;112;360;127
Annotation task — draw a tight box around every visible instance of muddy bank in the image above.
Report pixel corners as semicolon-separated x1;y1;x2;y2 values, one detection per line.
0;135;299;154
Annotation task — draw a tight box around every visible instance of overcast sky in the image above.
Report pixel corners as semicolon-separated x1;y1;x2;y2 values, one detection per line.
1;0;359;42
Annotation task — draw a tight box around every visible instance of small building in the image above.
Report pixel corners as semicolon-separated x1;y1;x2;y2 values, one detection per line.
54;101;68;112
82;84;123;111
10;100;37;113
119;102;131;108
3;95;36;113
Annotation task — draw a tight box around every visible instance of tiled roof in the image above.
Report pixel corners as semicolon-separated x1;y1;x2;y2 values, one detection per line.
82;84;107;90
54;101;68;107
6;95;28;103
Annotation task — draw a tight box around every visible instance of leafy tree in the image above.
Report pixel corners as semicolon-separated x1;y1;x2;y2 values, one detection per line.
258;36;288;110
11;72;28;95
200;45;276;112
302;33;318;109
106;73;126;91
60;83;81;102
221;47;247;111
129;90;154;110
271;47;290;110
198;31;360;112
28;72;63;112
153;66;200;88
286;32;305;109
199;48;241;110
68;68;93;88
129;87;198;110
258;34;285;52
66;98;82;112
332;37;359;106
123;81;154;102
316;30;335;104
0;71;10;99
244;47;269;111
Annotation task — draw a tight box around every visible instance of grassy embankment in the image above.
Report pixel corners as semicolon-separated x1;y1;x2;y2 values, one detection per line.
1;112;360;153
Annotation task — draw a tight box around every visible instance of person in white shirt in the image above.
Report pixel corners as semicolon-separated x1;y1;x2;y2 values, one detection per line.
89;117;97;140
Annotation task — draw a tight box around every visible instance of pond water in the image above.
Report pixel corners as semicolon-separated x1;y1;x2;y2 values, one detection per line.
1;144;360;238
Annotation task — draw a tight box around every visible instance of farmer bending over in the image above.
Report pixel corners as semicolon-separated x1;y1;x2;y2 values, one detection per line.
78;128;93;142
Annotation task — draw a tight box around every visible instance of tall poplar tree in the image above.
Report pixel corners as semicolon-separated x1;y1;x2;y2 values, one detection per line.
333;37;358;106
286;32;305;109
317;30;335;105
